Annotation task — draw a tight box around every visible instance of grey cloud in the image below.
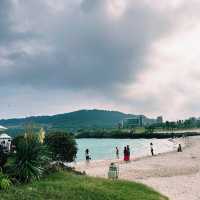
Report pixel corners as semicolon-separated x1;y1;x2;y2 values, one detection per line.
1;0;199;119
0;0;13;43
0;0;171;92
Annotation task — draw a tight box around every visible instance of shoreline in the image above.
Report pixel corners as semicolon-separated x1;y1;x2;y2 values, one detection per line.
74;137;185;165
76;131;200;139
75;137;200;200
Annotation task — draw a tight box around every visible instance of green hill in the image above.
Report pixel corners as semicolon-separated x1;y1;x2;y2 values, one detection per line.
0;109;155;135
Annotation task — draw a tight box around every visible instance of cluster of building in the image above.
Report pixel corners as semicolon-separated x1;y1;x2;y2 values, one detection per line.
0;125;12;152
121;116;163;128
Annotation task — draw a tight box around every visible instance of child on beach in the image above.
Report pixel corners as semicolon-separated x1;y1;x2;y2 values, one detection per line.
150;143;154;156
116;146;119;159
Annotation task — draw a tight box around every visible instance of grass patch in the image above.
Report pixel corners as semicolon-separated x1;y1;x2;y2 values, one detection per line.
0;171;168;200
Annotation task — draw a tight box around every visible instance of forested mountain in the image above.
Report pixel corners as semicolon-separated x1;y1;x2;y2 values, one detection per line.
0;109;155;133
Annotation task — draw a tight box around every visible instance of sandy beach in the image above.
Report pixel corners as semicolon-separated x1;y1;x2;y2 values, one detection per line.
75;137;200;200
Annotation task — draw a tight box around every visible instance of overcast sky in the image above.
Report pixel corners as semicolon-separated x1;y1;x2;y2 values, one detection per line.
1;0;200;120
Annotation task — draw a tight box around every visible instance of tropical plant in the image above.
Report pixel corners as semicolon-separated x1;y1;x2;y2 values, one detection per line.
0;171;11;190
0;145;7;169
38;128;45;144
12;133;50;183
12;135;24;146
45;132;77;163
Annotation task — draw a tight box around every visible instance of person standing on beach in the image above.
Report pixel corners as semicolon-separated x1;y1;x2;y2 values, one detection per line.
177;144;182;152
127;145;130;161
116;146;119;159
124;146;128;161
150;143;154;156
85;149;91;162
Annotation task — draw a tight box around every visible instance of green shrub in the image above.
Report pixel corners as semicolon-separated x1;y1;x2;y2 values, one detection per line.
12;133;50;183
0;145;8;170
0;172;11;190
0;178;11;190
45;132;77;163
11;135;25;147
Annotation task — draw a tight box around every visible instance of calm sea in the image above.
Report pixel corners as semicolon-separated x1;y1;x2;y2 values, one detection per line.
75;138;177;161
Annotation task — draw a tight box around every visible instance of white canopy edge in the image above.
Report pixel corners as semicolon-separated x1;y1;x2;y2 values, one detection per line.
0;133;11;139
0;125;8;130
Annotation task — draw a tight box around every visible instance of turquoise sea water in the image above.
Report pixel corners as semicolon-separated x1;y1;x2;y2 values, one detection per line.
76;138;177;161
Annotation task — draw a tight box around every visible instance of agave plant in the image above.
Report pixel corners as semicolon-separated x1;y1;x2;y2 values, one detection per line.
13;133;50;183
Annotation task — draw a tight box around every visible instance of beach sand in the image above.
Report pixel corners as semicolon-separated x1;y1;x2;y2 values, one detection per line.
75;137;200;200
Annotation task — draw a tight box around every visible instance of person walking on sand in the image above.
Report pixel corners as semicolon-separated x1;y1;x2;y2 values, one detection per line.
150;143;154;156
85;149;91;163
127;145;130;161
116;146;119;159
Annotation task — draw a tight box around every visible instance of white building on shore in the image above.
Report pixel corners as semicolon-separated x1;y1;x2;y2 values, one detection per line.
0;126;12;152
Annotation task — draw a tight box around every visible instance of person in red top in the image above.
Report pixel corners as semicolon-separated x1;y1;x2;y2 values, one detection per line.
124;146;129;161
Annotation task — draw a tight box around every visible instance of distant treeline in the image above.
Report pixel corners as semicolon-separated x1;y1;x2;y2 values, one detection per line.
75;129;200;139
151;118;200;130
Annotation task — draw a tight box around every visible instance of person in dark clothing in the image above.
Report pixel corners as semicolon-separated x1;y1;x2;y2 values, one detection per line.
177;144;182;152
127;145;130;161
85;149;91;162
150;143;154;156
